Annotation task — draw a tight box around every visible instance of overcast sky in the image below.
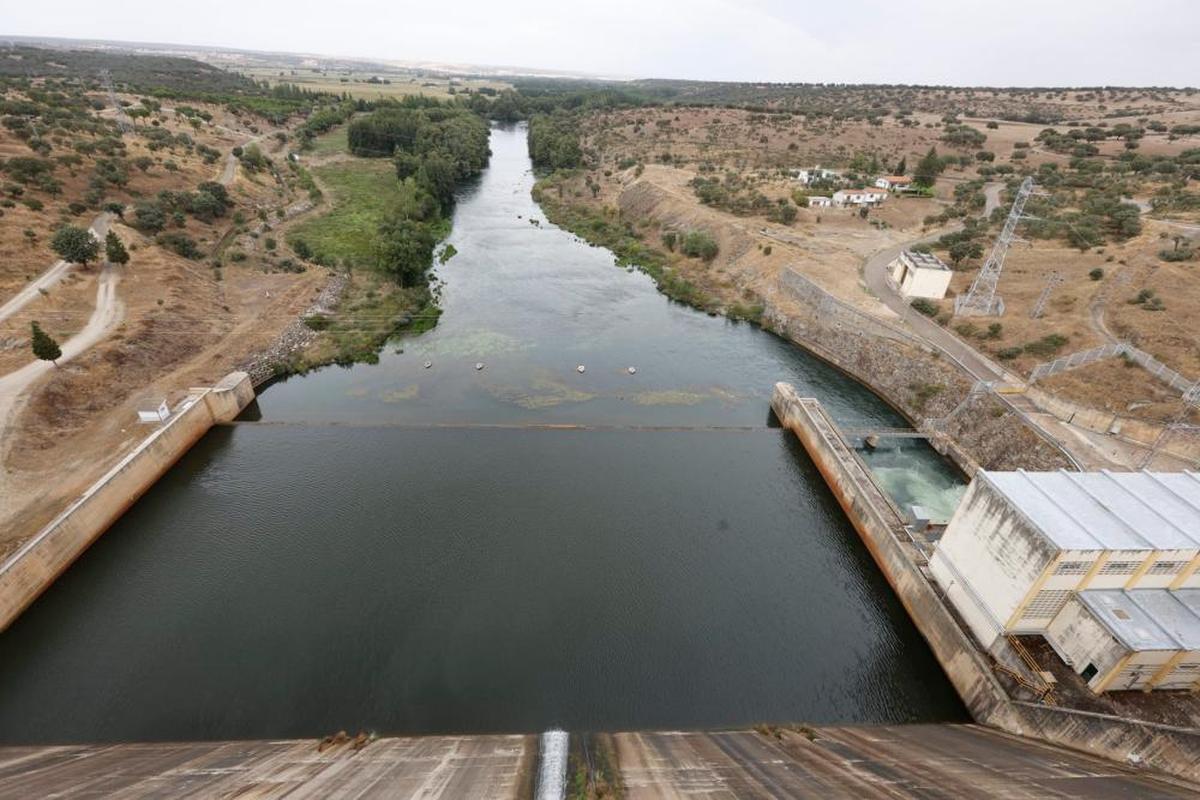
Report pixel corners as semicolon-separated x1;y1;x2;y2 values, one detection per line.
5;0;1198;86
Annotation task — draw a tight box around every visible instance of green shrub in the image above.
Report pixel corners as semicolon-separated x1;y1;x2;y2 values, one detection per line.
680;230;719;261
910;298;940;317
1023;333;1069;357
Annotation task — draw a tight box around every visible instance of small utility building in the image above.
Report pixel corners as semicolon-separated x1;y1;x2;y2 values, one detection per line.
889;250;952;300
1047;589;1200;692
930;470;1200;653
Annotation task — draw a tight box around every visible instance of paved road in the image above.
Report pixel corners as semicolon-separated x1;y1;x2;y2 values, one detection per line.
614;725;1199;799
0;213;112;326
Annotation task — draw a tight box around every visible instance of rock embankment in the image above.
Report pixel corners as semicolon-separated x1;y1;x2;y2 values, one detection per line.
240;271;348;386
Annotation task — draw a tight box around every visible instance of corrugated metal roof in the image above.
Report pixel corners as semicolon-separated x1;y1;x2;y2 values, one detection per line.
1077;590;1179;651
980;470;1200;551
1128;590;1200;650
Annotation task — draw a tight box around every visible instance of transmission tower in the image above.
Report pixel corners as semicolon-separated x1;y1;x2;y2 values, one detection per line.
955;176;1036;317
100;69;132;134
1030;271;1064;319
1139;383;1200;469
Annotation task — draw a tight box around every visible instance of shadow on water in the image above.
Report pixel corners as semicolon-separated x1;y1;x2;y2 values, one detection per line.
0;125;967;743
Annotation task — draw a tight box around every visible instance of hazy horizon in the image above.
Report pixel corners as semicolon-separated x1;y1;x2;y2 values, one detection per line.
4;0;1198;87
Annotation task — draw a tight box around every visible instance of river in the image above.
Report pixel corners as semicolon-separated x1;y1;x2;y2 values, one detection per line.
0;125;965;743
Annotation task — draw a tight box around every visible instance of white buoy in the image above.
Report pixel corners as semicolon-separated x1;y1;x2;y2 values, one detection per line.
475;362;484;371
576;365;586;374
627;366;637;375
423;360;432;369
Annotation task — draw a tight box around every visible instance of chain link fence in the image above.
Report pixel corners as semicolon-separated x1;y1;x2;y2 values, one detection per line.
1029;342;1198;397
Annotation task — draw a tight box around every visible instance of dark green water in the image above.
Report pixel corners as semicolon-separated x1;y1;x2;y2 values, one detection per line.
0;126;965;743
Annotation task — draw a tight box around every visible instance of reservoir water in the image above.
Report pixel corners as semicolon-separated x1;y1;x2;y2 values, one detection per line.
0;126;965;743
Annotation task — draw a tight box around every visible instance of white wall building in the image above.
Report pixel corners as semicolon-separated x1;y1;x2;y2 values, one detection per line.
929;470;1200;653
1046;589;1200;692
888;250;952;300
875;175;913;191
833;188;888;206
806;196;833;208
794;167;840;186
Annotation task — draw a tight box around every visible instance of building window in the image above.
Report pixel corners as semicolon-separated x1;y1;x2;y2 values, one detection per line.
1149;560;1188;575
1099;561;1140;575
1081;663;1099;682
1055;561;1090;575
1022;589;1071;621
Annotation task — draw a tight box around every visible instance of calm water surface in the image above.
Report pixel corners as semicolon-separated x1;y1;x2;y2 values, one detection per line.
0;126;965;743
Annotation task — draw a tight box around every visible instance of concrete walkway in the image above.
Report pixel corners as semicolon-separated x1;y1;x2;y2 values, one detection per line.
615;725;1199;799
2;725;1194;799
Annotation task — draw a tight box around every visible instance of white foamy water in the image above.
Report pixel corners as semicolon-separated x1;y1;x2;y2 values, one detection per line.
536;729;569;800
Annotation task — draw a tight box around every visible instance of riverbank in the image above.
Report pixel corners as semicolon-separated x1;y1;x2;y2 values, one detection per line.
532;172;1072;473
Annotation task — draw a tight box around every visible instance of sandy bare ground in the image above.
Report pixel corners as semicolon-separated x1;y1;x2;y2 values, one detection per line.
0;214;112;327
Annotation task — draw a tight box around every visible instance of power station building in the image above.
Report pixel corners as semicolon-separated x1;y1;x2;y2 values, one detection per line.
888;250;952;300
929;470;1200;692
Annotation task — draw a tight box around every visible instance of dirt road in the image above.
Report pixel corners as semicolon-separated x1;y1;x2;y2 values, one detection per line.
0;265;123;500
0;213;112;326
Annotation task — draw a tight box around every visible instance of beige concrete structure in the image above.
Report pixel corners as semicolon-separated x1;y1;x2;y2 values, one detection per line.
0;372;255;632
889;249;953;300
1047;590;1200;692
929;470;1200;652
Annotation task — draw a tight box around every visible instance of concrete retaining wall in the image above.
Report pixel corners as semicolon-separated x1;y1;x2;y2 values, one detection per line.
763;299;1073;473
1026;386;1200;464
772;383;1200;784
0;372;254;632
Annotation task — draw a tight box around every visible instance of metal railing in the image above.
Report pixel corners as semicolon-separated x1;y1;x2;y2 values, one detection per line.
1030;342;1198;397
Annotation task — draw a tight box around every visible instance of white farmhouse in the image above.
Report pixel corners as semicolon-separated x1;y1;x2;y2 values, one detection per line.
875;175;913;191
793;166;840;186
888;250;952;300
832;187;888;206
929;470;1200;655
806;196;833;208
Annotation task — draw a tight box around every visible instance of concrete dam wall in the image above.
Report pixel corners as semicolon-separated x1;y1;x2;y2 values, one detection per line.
0;372;254;632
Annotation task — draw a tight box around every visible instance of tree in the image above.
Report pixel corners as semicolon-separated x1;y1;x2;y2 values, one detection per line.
894;157;907;175
50;225;100;266
913;146;943;188
375;217;437;286
948;240;984;266
105;230;129;265
30;321;61;365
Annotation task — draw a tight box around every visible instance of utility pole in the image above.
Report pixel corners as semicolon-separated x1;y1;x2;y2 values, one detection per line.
1030;271;1064;319
100;69;133;134
1139;383;1200;469
955;176;1037;317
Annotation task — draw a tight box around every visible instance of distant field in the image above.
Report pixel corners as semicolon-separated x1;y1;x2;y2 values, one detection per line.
244;68;509;100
